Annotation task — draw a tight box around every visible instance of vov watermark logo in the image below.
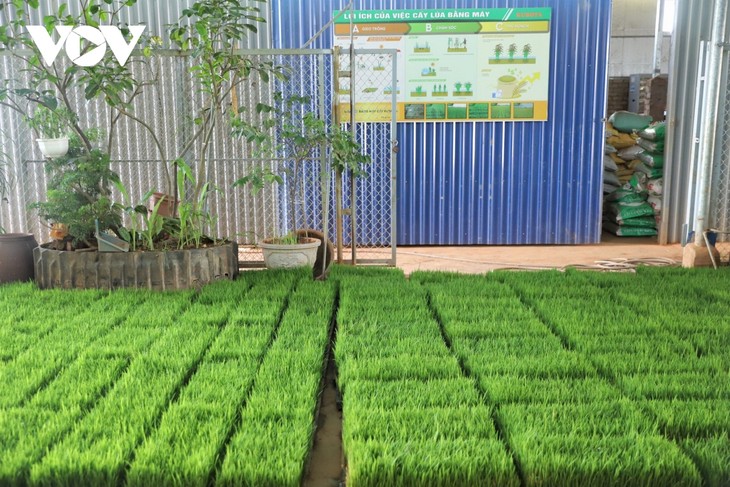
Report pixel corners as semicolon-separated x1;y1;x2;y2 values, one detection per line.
26;25;146;67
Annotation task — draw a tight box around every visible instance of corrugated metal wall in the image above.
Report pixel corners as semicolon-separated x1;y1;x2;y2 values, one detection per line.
661;0;714;244
662;0;730;244
0;0;272;48
273;0;611;245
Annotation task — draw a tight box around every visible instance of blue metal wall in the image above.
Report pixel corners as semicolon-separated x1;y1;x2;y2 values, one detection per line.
272;0;611;245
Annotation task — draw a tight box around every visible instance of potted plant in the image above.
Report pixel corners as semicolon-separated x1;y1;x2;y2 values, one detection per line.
25;105;73;159
0;149;38;284
234;94;370;271
30;132;122;251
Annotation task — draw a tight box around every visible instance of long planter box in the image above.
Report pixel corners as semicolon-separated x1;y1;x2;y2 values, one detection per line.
34;242;238;290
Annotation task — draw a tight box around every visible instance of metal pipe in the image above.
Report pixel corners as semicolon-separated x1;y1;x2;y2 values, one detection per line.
694;0;728;246
652;0;666;77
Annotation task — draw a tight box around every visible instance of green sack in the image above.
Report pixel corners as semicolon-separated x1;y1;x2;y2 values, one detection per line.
604;188;648;204
635;163;663;179
637;138;665;153
608;202;655;223
619;216;658;228
638;122;666;141
638;151;664;168
609;111;653;133
627;172;648;192
603;221;658;237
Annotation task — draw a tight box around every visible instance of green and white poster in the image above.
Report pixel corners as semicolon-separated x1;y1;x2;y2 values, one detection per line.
334;8;552;122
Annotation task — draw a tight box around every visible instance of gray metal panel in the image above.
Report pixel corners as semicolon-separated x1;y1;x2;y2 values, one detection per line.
0;1;272;48
662;0;714;243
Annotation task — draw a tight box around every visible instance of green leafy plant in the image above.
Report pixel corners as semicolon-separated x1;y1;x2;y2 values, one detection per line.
233;94;327;243
173;159;220;249
167;0;286;219
0;1;160;243
24;105;74;139
113;181;153;252
508;43;518;59
30;136;122;249
234;94;370;244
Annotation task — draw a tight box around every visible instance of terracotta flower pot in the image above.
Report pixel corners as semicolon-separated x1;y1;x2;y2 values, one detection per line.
149;192;178;217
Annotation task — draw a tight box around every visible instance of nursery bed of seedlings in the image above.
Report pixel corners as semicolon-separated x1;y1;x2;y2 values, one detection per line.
0;269;335;487
1;267;729;486
334;268;519;487
495;268;730;487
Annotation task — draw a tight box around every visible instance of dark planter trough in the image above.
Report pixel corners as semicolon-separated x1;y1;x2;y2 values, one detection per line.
34;242;238;290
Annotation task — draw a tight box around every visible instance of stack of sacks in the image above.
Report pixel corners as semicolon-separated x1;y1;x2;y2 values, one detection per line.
603;111;658;237
636;122;666;227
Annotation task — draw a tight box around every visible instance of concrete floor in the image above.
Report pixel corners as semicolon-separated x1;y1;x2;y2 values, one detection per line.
394;233;683;274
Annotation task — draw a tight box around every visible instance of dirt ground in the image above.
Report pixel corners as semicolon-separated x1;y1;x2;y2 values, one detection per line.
395;233;683;274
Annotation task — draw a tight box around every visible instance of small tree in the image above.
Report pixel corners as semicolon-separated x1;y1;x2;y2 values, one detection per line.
169;0;286;218
234;94;370;242
0;0;155;247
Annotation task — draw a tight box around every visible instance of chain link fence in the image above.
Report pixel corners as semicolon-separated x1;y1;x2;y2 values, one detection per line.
0;48;396;267
708;47;730;264
334;49;397;265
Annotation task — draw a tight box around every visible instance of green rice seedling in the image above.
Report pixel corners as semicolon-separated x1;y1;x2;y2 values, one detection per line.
512;434;701;487
409;270;470;284
465;350;596;379
443;317;551;338
343;406;496;442
345;438;519;487
335;334;452;359
83;327;164;359
176;358;259;407
481;376;621;404
205;326;272;361
575;333;695;356
339;355;463;383
31;324;220;485
213;280;334;487
127;404;233;487
180;302;232;327
0;406;79;485
228;304;285;327
196;278;252;305
591;352;725;375
428;282;516;302
499;400;659;438
119;291;194;328
682;435;730;487
342;378;483;410
30;357;127;411
647;399;730;439
0;296;140;408
618;373;730;400
217;418;314;487
451;336;565;359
